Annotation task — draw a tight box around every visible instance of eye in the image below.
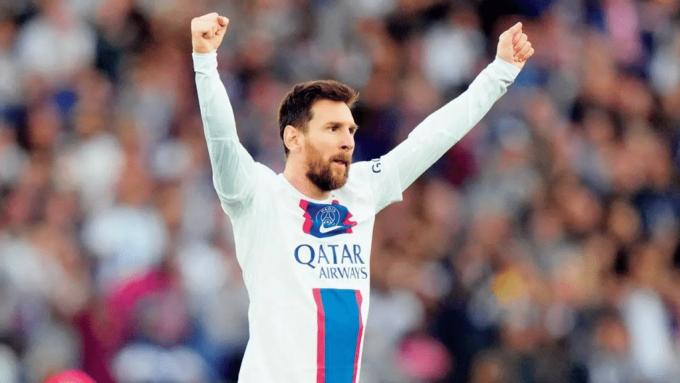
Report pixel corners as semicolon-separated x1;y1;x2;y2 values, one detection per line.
330;125;339;132
349;127;357;135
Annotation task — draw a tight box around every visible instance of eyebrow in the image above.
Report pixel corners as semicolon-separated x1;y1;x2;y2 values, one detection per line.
326;122;359;130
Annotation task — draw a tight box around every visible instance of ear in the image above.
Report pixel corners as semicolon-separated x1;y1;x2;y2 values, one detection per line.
283;125;302;154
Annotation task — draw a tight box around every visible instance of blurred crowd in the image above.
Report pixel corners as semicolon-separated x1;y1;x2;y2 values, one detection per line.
1;0;680;382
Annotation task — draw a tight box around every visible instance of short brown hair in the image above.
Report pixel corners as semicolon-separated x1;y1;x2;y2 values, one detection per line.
278;80;359;157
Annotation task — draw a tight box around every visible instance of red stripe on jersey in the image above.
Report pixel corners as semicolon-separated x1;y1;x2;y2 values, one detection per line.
313;288;326;383
352;290;364;383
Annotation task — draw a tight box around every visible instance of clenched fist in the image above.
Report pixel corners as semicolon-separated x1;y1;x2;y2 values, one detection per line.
497;22;534;70
191;12;229;54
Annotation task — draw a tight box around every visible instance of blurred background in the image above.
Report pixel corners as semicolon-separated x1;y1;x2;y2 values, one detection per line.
1;0;680;382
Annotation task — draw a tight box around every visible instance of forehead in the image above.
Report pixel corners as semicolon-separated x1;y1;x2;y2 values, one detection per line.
309;99;355;125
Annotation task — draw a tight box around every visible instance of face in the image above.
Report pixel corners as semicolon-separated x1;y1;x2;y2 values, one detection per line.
302;100;357;192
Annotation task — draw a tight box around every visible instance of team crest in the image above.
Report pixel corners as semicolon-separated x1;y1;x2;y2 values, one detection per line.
299;199;357;238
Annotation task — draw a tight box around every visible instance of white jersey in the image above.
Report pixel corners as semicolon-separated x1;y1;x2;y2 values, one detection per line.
193;51;518;383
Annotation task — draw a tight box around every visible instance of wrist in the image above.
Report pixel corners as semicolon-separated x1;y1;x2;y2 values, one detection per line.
192;50;218;72
192;40;216;54
495;53;512;65
491;56;521;78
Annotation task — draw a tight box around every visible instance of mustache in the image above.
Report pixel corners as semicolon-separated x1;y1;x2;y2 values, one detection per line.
330;154;352;164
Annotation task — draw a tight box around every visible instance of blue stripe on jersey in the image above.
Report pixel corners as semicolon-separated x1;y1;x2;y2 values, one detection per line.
319;288;361;383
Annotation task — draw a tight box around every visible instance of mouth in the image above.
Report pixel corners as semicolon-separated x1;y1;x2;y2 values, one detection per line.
332;159;348;167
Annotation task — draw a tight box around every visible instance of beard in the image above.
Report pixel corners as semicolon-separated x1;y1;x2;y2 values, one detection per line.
305;143;351;192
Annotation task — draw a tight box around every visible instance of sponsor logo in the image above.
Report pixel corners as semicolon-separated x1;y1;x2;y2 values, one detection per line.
294;243;368;280
371;158;382;173
319;225;345;234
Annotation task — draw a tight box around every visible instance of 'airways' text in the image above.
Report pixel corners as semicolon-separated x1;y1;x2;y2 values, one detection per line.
319;266;368;280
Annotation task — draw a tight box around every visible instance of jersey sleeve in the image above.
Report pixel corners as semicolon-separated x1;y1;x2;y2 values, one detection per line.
382;57;520;193
194;51;256;218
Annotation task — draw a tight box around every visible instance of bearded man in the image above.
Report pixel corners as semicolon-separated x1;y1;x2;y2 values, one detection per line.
191;12;534;383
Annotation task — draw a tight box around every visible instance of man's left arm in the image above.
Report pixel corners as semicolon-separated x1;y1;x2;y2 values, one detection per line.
383;22;533;193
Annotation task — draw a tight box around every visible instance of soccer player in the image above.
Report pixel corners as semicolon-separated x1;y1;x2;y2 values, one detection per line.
191;12;533;383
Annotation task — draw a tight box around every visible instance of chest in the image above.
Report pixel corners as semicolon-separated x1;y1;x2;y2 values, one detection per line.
252;193;376;286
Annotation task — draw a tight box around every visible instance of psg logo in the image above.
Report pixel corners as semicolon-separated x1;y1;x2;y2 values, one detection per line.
300;199;357;238
316;206;340;227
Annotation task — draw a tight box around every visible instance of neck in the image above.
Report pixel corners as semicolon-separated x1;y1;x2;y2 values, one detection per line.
283;160;331;201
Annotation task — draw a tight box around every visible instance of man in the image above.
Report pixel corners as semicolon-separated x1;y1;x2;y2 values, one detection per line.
191;12;533;383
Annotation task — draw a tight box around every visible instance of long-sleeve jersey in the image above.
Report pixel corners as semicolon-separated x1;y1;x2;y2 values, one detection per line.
194;51;519;383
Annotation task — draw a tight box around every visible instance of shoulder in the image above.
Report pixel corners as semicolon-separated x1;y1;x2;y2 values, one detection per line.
348;159;385;180
248;162;281;198
223;162;280;220
248;162;297;203
345;161;371;187
347;158;393;189
337;160;382;198
346;156;403;212
253;162;278;179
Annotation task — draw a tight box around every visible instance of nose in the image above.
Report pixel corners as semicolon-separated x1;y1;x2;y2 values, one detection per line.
340;129;354;152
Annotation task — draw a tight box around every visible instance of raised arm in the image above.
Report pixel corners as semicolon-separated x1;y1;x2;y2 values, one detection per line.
384;23;533;192
192;13;256;217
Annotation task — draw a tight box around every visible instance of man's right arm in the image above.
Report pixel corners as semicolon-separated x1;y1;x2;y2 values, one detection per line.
193;14;255;218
